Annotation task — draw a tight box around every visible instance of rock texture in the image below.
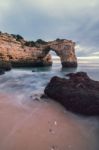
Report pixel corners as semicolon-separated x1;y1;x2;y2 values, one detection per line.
0;69;5;75
0;61;12;71
44;72;99;116
0;32;77;68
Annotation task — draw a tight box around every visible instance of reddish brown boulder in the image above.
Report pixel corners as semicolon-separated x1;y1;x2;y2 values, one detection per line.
44;72;99;116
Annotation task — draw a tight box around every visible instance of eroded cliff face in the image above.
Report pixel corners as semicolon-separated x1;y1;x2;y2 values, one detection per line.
0;33;52;67
0;32;77;68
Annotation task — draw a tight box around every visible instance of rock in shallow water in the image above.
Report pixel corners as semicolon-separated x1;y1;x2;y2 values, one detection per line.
44;72;99;116
0;61;12;74
0;69;5;75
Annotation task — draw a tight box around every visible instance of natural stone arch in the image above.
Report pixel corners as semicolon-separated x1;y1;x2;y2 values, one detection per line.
0;32;77;68
40;39;77;68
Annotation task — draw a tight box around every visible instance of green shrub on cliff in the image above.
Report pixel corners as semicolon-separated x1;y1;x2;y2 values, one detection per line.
11;34;24;41
36;39;47;45
25;41;36;47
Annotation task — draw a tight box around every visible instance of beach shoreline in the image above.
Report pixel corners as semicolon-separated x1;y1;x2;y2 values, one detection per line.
0;92;98;150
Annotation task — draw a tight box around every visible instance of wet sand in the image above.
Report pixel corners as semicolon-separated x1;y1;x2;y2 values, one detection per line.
0;93;99;150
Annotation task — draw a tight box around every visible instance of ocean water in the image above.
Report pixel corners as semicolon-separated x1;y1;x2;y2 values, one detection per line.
0;57;99;150
0;58;99;110
0;57;99;97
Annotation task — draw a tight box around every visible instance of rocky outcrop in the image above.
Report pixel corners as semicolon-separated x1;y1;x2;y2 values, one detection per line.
0;69;5;75
44;72;99;116
0;61;12;71
48;39;77;67
0;32;77;68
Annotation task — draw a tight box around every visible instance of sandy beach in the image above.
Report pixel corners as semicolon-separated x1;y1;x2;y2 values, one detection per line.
0;92;98;150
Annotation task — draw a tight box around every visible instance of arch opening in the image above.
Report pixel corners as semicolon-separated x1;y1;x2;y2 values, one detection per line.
49;50;61;67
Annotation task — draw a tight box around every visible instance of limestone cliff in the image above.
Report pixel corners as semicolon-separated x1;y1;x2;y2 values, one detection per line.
0;32;77;68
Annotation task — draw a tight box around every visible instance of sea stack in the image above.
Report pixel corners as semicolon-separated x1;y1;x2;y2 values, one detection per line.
0;31;77;68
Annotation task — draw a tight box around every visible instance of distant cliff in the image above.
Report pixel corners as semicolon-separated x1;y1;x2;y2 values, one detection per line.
0;31;77;68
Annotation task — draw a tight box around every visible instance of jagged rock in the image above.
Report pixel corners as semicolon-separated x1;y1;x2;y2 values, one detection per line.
0;32;77;68
44;72;99;116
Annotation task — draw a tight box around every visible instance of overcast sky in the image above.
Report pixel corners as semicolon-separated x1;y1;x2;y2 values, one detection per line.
0;0;99;56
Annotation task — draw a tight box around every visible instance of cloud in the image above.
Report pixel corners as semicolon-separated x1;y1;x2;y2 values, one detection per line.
0;0;99;56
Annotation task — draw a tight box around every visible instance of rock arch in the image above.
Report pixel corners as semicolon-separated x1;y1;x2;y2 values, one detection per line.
39;39;77;67
0;32;77;68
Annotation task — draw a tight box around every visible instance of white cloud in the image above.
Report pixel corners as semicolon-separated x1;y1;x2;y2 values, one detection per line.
0;0;99;18
0;0;14;21
22;0;99;18
0;0;99;57
0;0;14;11
76;44;99;57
